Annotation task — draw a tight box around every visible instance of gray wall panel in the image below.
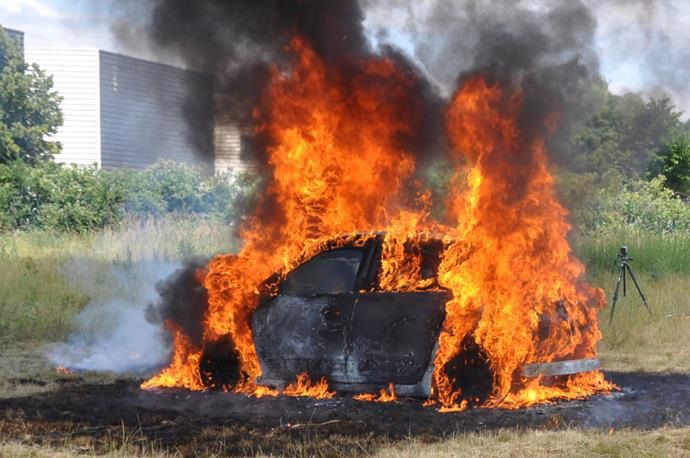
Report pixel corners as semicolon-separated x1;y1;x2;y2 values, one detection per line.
3;27;24;57
98;51;213;169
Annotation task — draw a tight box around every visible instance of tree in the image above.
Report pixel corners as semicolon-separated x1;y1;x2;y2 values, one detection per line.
570;92;684;182
648;136;690;195
0;27;62;163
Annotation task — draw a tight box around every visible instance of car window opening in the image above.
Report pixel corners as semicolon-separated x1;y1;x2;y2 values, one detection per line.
282;248;365;295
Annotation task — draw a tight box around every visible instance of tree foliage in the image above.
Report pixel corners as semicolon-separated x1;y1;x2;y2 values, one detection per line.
569;92;684;181
648;136;690;195
0;160;260;233
0;27;63;163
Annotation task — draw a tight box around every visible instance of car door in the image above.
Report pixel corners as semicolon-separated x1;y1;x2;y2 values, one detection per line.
347;237;449;385
348;291;449;385
252;245;371;385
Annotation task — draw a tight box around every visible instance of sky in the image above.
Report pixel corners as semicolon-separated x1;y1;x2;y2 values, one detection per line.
1;0;689;115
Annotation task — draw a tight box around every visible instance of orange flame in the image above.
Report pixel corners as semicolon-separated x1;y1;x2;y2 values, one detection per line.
141;321;204;391
144;37;421;395
353;383;398;403
143;41;612;411
283;373;336;399
432;75;612;409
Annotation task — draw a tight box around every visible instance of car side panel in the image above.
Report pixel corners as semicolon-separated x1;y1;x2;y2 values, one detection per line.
252;293;355;383
347;291;448;385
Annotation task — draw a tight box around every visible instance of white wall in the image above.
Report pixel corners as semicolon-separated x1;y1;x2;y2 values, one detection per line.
25;49;101;167
214;121;258;174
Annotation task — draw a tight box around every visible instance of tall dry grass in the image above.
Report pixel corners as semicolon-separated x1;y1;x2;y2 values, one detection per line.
2;426;690;457
0;216;238;342
574;227;690;372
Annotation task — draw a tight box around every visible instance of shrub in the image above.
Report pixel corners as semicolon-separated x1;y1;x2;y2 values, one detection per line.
648;136;690;195
590;176;690;234
0;160;126;232
0;159;260;233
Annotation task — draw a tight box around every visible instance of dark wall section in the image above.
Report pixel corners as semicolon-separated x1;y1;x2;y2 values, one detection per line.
3;27;24;57
99;51;213;169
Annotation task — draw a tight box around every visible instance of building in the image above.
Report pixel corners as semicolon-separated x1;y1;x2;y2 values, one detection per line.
214;120;257;174
26;48;218;169
2;27;24;57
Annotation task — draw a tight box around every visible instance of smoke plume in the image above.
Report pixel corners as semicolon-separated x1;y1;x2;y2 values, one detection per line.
48;260;179;374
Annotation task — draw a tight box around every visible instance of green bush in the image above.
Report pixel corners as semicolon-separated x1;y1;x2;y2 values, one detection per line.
569;175;690;276
591;177;690;233
648;136;690;195
0;160;260;233
0;160;126;232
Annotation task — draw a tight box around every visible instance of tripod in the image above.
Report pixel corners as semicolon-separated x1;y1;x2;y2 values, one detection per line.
609;246;652;326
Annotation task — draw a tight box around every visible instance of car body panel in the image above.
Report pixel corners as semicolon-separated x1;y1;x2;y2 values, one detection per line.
251;235;450;395
347;291;449;385
249;233;602;398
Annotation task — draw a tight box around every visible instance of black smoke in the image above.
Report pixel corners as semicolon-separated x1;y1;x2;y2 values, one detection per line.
111;0;370;165
111;0;446;170
146;259;210;348
365;0;602;165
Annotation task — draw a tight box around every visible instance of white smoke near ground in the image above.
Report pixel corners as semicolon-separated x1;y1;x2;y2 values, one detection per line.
47;260;179;374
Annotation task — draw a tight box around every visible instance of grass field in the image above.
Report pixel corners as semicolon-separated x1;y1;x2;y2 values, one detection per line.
0;222;689;456
0;216;237;342
1;426;690;457
576;228;690;373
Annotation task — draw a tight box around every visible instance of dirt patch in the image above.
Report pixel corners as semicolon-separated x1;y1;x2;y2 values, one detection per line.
0;372;689;456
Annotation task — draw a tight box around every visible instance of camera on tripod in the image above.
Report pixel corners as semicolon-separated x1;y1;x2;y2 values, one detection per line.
619;246;629;259
609;246;652;326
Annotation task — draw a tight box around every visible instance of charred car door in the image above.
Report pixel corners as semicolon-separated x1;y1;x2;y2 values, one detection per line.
347;239;449;386
252;244;374;385
348;291;448;385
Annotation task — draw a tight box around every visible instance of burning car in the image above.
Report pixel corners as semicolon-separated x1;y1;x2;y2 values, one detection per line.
141;40;614;410
248;232;598;401
252;232;449;397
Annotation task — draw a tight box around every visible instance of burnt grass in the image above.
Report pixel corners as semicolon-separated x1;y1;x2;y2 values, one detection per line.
1;372;690;456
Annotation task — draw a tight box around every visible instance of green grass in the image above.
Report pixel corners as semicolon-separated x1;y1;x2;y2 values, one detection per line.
570;227;690;372
593;272;690;372
0;216;237;343
575;227;690;277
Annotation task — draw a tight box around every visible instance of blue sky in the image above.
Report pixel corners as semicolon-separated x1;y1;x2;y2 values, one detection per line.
1;0;689;115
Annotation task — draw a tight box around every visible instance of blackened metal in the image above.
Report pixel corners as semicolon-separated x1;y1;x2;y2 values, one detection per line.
252;294;356;383
347;291;448;385
252;236;451;397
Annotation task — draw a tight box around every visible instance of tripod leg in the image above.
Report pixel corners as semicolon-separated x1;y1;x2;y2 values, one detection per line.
625;265;653;316
622;263;627;297
609;266;624;326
